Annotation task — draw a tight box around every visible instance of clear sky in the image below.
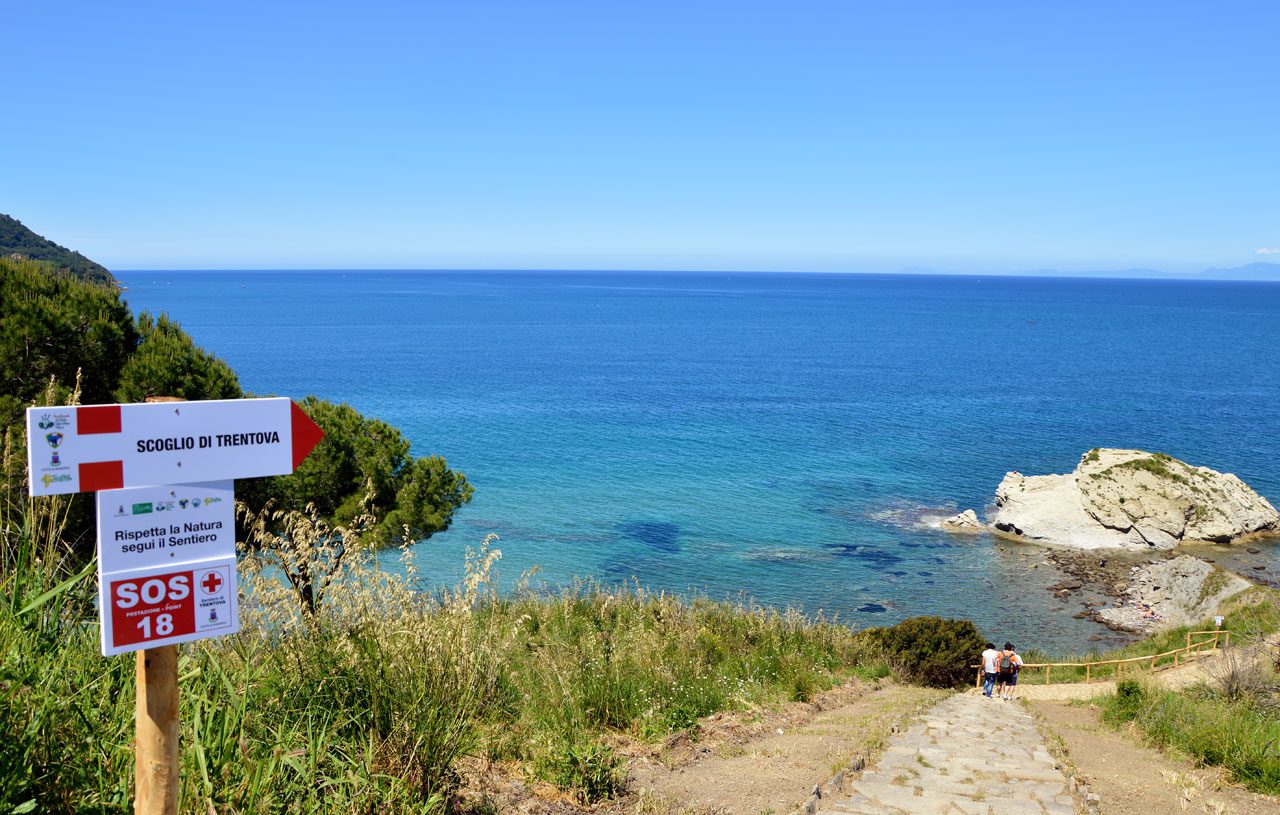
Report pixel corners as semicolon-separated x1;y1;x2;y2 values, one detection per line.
3;2;1278;273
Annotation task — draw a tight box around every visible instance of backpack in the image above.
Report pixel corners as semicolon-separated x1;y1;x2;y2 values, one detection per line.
999;651;1014;671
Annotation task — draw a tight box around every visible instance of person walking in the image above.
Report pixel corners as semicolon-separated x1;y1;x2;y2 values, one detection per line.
980;642;999;698
997;642;1023;700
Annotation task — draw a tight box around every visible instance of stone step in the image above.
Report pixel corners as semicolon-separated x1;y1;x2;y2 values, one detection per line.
816;693;1078;815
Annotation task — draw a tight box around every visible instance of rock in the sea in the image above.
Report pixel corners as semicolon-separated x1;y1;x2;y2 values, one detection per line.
940;509;985;532
1095;555;1252;633
990;449;1279;550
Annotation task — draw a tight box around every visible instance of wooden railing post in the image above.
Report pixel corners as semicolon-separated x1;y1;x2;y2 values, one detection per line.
1045;665;1051;685
1085;664;1091;683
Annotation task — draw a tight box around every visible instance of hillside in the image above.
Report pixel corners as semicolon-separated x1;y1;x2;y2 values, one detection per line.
0;213;113;284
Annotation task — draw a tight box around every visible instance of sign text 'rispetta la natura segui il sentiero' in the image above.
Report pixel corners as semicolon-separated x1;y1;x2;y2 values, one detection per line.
96;481;239;655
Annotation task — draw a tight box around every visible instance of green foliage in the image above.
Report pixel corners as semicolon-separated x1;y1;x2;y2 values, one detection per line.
0;256;135;424
1109;454;1188;484
531;738;625;804
1101;683;1280;794
115;312;242;403
379;454;474;542
0;214;113;285
1;252;469;556
864;616;987;688
242;397;473;546
1104;680;1146;723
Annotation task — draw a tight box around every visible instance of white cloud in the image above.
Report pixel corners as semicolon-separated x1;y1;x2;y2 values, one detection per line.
1257;247;1280;256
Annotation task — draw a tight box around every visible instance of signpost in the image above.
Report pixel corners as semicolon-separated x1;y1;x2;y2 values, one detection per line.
26;397;324;815
26;396;324;496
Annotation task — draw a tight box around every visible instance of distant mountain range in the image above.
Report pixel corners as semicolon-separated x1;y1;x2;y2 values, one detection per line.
1195;262;1280;281
0;214;113;284
900;262;1280;282
2;210;1277;283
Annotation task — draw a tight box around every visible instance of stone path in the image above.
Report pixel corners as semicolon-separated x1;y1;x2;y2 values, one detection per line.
817;692;1075;815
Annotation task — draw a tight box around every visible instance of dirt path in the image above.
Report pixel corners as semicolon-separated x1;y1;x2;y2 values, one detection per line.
620;681;946;815
1030;699;1280;815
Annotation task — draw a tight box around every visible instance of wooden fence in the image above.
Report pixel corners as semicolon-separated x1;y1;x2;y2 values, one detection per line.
973;630;1230;688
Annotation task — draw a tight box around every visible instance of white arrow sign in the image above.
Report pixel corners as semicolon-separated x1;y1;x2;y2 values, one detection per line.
26;397;324;496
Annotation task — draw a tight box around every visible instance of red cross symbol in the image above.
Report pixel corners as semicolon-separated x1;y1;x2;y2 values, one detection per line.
201;572;223;594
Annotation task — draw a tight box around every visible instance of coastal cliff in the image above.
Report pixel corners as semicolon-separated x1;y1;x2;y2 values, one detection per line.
945;449;1278;550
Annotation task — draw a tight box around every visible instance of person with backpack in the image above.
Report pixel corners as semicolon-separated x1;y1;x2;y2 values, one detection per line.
980;642;999;698
996;642;1023;701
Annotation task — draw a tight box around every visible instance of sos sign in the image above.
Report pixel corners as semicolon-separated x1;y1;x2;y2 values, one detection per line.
100;559;238;655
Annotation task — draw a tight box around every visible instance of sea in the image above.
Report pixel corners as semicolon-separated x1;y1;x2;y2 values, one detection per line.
114;270;1280;654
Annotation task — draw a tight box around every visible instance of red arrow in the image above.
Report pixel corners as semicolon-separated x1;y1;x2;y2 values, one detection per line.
290;401;325;470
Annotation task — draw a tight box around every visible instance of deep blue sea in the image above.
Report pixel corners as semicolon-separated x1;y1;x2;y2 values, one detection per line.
115;271;1280;653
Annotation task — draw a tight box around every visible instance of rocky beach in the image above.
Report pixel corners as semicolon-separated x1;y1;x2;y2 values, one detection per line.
942;449;1280;635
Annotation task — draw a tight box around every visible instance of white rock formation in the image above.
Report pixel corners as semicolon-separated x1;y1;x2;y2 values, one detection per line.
989;449;1278;550
940;509;984;532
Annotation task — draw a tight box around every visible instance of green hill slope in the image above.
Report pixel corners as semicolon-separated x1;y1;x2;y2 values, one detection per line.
0;214;113;284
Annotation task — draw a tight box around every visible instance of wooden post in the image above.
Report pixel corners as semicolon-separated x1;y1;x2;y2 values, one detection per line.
1174;651;1179;668
1085;664;1091;683
1045;665;1051;685
136;397;183;815
1150;655;1155;672
136;645;179;815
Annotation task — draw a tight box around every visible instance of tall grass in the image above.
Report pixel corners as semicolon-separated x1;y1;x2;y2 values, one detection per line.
2;486;887;812
1102;680;1280;795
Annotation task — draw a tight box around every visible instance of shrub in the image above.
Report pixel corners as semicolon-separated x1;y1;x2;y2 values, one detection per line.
531;738;625;804
864;616;987;688
1105;680;1146;723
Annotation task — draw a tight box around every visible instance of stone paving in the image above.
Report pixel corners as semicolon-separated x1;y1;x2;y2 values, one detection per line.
817;692;1076;815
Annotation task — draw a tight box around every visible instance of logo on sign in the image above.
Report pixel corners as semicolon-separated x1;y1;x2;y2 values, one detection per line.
45;432;63;449
41;473;72;488
200;571;223;594
38;415;55;429
132;502;153;515
51;451;60;466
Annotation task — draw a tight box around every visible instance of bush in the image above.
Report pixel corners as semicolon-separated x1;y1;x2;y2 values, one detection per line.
531;738;625;804
1105;680;1146;723
864;616;987;688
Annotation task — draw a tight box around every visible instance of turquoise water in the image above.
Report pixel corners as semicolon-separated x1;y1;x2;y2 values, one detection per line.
116;271;1280;653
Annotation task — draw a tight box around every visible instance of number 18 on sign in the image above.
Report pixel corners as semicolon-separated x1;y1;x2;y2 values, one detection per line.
96;481;239;655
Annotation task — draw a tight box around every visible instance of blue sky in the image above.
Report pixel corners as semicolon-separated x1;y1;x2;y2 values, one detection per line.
3;2;1278;272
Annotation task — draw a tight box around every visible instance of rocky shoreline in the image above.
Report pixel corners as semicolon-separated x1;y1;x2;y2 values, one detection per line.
1030;549;1260;634
931;448;1279;635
